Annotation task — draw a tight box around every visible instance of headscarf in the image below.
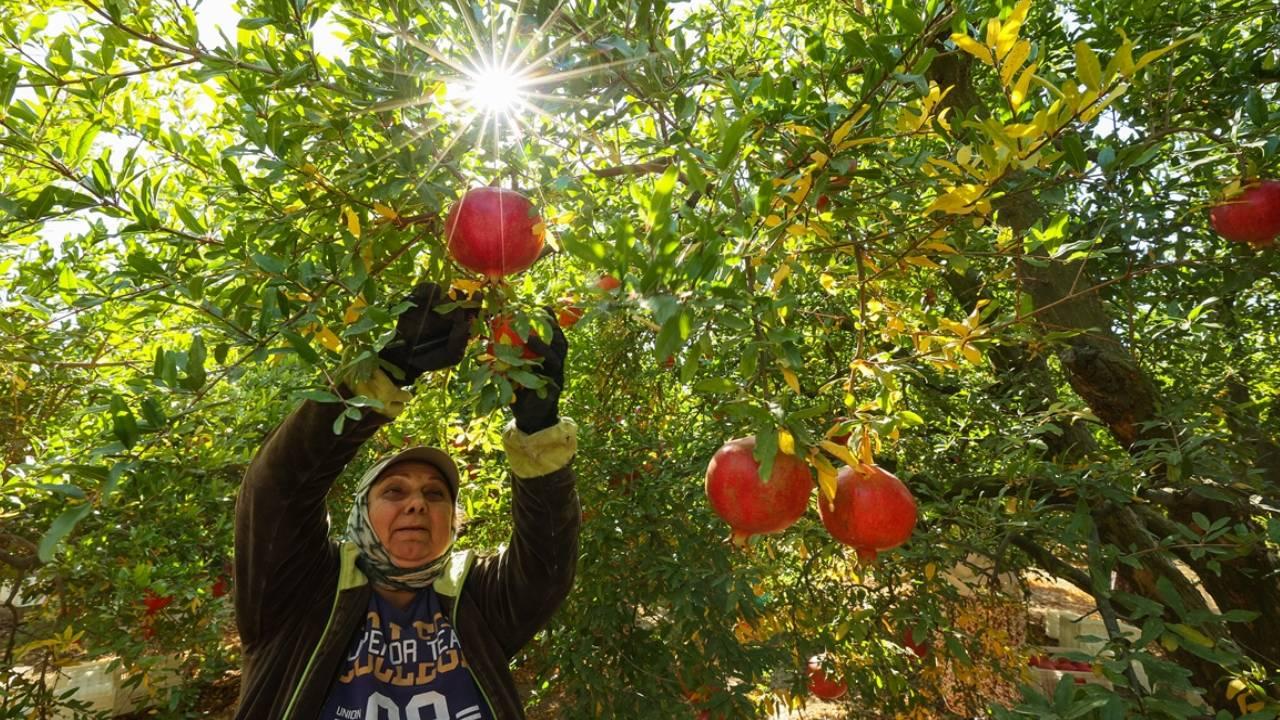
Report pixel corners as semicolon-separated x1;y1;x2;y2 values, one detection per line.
343;452;458;591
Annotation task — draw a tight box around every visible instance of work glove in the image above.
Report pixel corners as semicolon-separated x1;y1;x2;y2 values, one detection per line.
511;309;568;434
379;282;478;385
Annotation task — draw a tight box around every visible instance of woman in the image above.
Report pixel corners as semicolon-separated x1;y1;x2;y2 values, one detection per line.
232;282;579;720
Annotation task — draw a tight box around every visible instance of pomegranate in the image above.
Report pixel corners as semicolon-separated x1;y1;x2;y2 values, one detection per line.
828;416;852;445
1210;180;1280;246
901;628;929;659
488;316;538;360
445;187;544;279
705;436;813;545
556;301;584;328
142;589;173;616
806;657;847;700
819;463;917;563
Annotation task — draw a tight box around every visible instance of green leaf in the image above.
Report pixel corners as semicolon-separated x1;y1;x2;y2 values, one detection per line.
282;330;320;364
1062;134;1087;172
38;502;94;562
185;335;207;390
715;115;753;171
694;377;737;394
174;204;207;234
222;156;248;190
64;122;101;166
252;253;288;274
1075;41;1102;92
754;429;778;485
109;394;139;449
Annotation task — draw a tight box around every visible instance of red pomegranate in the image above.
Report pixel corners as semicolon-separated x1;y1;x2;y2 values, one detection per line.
819;463;917;563
705;437;813;545
445;187;544;279
807;657;847;700
901;628;929;659
488;315;538;359
556;301;584;329
1210;180;1280;246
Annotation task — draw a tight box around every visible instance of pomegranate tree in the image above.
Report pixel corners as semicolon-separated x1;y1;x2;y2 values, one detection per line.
445;187;544;279
1210;180;1280;246
819;463;917;563
705;437;813;545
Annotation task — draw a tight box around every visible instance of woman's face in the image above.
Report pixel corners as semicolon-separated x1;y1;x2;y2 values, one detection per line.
368;461;454;567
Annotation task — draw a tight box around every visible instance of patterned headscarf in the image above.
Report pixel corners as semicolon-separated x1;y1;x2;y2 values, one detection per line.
344;453;458;591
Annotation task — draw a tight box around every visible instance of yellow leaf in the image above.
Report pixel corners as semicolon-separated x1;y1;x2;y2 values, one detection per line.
313;326;342;353
1001;39;1032;85
764;214;783;228
785;223;810;237
830;105;871;147
858;428;875;465
778;428;796;456
1106;30;1135;80
301;162;318;175
1007;0;1032;28
343;295;367;324
905;255;944;269
925;562;937;580
344;206;361;238
812;452;839;504
985;18;1002;55
1079;84;1129;123
372;202;398;220
282;201;305;215
1075;41;1102;91
450;279;484;297
960;342;983;364
821;440;857;467
1133;34;1198;73
809;150;829;168
951;33;993;65
1011;62;1038;107
781;367;801;394
788;173;813;204
819;273;837;294
835;136;885;152
771;262;793;289
921;241;958;254
784;123;822;139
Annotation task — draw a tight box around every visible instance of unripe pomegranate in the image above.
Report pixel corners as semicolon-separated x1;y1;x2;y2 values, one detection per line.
445;187;544;279
1210;180;1280;246
819;463;917;563
705;437;813;545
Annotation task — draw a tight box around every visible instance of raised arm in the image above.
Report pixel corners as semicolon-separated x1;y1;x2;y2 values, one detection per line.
467;312;583;657
234;282;476;648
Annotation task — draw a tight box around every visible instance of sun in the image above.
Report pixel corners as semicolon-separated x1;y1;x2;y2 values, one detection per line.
456;63;528;115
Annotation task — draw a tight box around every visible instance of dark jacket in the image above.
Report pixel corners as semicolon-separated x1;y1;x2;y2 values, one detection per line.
233;395;580;719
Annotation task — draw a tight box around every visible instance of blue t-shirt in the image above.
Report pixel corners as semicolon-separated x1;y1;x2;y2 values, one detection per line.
319;586;494;720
